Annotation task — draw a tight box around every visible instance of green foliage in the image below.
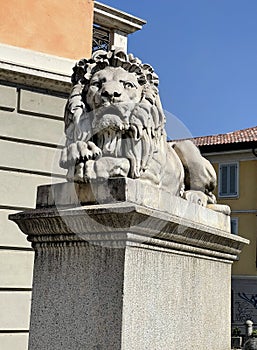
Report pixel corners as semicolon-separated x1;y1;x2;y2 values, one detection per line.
232;327;241;337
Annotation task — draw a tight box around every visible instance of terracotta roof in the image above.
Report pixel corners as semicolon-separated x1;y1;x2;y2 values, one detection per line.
193;126;257;147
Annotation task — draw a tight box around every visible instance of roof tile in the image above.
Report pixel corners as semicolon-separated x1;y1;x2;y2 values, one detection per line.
193;126;257;146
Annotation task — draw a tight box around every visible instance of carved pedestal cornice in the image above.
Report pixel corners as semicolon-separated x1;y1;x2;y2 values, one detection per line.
10;197;248;263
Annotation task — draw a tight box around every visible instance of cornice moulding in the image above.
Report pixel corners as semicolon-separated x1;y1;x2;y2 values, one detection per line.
0;44;74;92
94;1;146;33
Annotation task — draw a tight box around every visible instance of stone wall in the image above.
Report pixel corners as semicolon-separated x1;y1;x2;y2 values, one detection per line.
0;47;71;349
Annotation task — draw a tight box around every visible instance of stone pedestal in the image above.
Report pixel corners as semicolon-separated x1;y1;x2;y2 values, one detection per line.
10;179;248;350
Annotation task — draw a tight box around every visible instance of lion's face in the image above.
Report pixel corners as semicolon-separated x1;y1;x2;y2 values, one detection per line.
87;66;142;109
86;67;143;129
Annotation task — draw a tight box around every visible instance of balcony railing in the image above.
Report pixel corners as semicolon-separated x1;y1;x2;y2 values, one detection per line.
92;24;110;52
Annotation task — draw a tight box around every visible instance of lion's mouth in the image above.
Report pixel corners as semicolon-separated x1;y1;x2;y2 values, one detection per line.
92;102;131;136
92;129;122;156
91;107;127;157
90;102;141;158
94;104;123;119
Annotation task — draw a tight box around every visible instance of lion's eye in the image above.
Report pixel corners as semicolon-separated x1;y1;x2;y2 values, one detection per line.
91;81;101;88
124;81;135;89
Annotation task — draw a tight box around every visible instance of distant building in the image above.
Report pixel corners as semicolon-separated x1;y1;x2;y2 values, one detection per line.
194;126;257;332
0;1;145;349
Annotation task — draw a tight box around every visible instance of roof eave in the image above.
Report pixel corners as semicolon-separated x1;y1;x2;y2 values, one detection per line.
94;1;146;34
198;140;257;153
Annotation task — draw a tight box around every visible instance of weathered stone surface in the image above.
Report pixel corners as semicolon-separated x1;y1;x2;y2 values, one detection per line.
0;250;33;288
19;89;66;119
0;210;31;247
0;292;31;330
59;48;226;213
10;199;248;350
0;85;16;111
6;47;248;349
0;110;64;146
10;201;247;258
0;333;29;350
36;179;231;233
0;139;65;176
28;243;125;350
0;170;64;209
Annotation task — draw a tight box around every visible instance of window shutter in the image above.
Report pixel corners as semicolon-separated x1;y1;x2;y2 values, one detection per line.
229;164;237;195
230;218;238;235
219;162;238;197
220;165;228;195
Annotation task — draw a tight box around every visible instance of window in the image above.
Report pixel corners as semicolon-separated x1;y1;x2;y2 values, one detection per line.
92;24;110;52
231;217;238;235
219;163;239;197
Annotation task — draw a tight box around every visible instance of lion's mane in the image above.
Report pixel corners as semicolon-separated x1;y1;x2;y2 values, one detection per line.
63;48;168;180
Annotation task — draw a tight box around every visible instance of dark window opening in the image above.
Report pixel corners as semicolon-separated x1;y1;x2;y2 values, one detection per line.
92;24;110;52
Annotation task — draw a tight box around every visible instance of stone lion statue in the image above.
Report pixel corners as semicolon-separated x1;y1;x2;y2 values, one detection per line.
59;48;229;213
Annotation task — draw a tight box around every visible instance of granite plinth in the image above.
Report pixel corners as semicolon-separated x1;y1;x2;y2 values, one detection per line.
9;179;248;350
36;178;231;233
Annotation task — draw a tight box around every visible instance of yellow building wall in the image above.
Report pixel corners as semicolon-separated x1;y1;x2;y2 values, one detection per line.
233;214;257;275
0;0;94;59
212;159;257;276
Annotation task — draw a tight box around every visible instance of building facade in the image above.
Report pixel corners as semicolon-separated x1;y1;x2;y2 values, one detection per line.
0;1;145;349
195;126;257;333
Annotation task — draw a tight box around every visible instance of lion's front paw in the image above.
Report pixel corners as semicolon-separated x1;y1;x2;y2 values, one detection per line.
87;141;102;160
77;141;102;161
61;141;103;182
183;190;208;207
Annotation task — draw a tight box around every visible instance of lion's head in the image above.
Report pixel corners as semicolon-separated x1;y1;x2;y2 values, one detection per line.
86;66;142;111
86;66;143;136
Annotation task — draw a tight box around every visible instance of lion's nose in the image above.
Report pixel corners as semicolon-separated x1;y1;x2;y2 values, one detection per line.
101;83;122;101
101;90;121;99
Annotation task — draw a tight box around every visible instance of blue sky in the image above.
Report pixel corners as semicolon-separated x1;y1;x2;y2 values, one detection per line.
99;0;257;138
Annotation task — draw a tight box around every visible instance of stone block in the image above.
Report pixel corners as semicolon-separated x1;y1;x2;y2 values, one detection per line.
0;250;34;288
0;210;31;247
10;178;249;349
0;85;16;111
0;140;65;176
36;178;231;233
18;89;66;119
0;333;29;350
0;292;31;329
0;110;64;145
10;196;248;349
0;170;65;208
111;30;128;51
122;246;231;349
